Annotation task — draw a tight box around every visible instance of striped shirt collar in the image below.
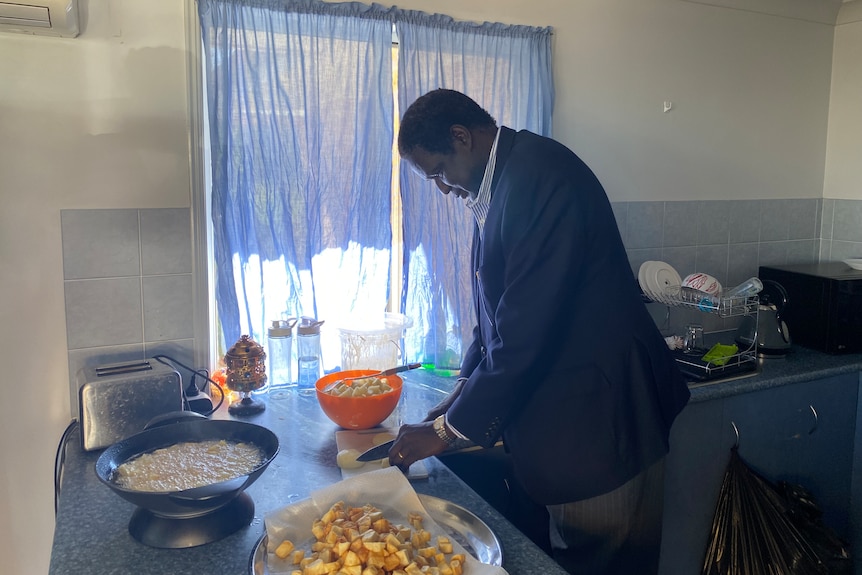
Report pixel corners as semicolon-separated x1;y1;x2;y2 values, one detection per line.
466;127;501;237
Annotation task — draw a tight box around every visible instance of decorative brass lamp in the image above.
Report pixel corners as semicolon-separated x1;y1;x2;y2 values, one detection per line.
224;334;267;416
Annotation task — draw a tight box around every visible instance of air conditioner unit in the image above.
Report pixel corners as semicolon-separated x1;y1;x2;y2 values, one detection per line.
0;0;79;38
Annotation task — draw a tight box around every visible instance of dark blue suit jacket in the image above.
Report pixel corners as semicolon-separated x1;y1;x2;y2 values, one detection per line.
447;127;690;505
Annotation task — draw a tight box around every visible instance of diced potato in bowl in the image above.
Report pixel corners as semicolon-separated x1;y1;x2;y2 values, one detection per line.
315;370;403;430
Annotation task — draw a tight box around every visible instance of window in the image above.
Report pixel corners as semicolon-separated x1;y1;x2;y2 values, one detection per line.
194;0;553;373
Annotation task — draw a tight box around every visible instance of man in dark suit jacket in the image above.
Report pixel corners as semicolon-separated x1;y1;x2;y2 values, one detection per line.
390;89;690;575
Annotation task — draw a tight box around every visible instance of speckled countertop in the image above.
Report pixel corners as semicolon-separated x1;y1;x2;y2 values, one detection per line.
49;372;567;575
49;349;862;575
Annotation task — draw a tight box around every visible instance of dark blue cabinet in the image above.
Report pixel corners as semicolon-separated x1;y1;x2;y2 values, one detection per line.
660;373;859;575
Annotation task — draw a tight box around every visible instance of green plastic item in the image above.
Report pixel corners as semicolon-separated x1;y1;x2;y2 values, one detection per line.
701;343;739;366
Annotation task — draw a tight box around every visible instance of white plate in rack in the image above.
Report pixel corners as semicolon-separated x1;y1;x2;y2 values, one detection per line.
638;261;654;296
642;261;681;302
651;261;682;298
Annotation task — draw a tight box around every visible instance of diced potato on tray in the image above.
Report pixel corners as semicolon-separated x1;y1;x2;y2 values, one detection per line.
269;500;466;575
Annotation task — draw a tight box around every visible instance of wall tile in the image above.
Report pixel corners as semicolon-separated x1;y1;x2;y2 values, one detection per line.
663;202;699;247
142;274;194;342
786;239;819;265
726;243;759;287
61;209;140;280
758;241;788;268
145;339;197;374
821;199;834;240
830;240;862;261
697;200;730;245
140;208;192;275
660;246;696;280
786;198;819;240
819;239;832;261
626;202;664;249
833;200;862;242
627;248;663;282
728;200;761;244
64;278;143;349
814;199;823;239
759;199;790;242
695;244;729;286
611;202;628;245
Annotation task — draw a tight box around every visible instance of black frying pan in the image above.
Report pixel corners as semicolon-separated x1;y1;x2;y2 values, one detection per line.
95;415;279;519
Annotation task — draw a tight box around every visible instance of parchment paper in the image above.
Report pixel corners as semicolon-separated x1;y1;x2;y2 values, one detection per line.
263;466;507;574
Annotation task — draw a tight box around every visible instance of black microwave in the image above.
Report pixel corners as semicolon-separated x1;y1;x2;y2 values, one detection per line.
759;263;862;354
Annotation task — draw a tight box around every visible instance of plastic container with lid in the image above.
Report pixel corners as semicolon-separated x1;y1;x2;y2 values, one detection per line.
296;317;324;394
337;312;413;371
267;317;297;399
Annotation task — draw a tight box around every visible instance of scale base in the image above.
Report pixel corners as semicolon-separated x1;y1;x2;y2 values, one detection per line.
128;491;255;548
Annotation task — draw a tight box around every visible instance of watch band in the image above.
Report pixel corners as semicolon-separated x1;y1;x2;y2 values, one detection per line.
433;415;457;445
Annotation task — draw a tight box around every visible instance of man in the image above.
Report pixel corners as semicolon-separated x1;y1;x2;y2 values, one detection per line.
389;88;691;575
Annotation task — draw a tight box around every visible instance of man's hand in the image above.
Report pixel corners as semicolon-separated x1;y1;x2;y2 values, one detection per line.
388;421;449;473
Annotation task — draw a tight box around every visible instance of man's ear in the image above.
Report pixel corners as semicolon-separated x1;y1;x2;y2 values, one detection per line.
450;125;471;148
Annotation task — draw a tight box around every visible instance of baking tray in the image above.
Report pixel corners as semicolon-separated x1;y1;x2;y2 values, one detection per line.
249;493;502;574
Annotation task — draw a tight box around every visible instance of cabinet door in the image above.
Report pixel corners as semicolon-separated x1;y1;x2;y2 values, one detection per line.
723;373;858;537
659;397;729;575
660;374;858;575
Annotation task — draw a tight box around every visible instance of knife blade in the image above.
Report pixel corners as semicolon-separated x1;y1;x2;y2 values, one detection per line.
356;439;395;462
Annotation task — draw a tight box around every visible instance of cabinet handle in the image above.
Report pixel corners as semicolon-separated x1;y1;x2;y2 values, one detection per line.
808;404;818;435
731;421;740;449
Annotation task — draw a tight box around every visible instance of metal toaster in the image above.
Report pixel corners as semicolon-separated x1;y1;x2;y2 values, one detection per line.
77;359;184;451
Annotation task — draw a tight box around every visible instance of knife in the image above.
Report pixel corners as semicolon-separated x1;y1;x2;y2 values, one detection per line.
322;362;423;392
356;439;395;462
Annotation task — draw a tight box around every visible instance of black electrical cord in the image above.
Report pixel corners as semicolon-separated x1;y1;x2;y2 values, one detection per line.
152;354;225;415
54;419;79;517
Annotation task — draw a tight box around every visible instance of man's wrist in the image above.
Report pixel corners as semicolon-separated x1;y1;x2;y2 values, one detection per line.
433;414;457;445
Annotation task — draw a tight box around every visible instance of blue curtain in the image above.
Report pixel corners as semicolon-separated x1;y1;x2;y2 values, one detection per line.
199;0;396;366
198;0;553;372
396;13;554;371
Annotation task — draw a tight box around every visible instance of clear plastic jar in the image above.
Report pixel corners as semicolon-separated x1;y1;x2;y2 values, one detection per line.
267;317;297;399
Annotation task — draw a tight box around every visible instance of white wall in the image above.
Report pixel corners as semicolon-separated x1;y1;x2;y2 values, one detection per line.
825;1;862;199
0;1;857;574
396;0;836;201
0;2;189;574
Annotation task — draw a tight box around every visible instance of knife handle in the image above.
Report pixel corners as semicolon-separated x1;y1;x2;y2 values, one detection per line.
383;362;422;376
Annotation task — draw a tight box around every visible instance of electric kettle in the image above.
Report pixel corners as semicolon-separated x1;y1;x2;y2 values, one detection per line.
735;279;792;357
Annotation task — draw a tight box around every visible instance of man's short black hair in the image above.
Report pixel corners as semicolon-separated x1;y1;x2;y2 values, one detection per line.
398;89;497;157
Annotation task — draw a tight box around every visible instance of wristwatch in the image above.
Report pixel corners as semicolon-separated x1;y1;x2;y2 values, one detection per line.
433;415;457;446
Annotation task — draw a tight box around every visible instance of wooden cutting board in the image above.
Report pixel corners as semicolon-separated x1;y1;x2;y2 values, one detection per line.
334;428;428;480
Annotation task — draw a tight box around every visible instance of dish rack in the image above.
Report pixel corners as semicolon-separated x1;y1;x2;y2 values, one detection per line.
644;285;759;381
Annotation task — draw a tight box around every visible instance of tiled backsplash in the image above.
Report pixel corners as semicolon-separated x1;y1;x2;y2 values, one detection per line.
615;198;862;335
59;199;862;415
61;208;196;418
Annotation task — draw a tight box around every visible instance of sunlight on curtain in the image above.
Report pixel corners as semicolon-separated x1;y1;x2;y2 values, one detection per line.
199;0;396;368
396;13;554;372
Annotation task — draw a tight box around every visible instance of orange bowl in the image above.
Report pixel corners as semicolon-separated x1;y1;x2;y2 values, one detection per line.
315;370;403;430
